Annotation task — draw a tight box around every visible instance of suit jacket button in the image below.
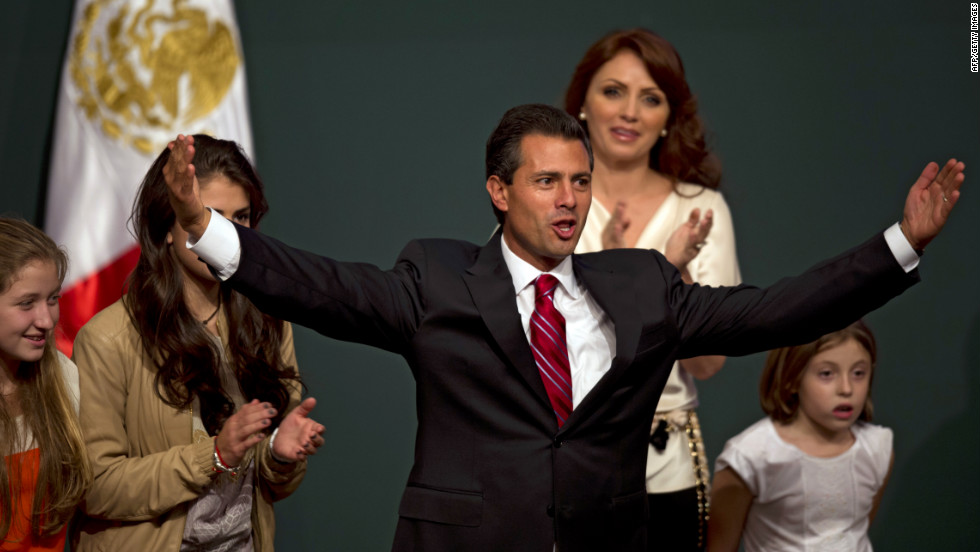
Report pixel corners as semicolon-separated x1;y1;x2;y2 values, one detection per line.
546;504;555;518
553;439;563;448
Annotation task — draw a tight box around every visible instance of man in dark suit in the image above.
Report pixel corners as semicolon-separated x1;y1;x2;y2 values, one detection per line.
164;104;963;551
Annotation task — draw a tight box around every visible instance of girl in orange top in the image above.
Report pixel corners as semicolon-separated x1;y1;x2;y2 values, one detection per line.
0;218;89;551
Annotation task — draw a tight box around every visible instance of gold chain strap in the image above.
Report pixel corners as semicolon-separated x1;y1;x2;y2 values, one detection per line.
685;410;710;550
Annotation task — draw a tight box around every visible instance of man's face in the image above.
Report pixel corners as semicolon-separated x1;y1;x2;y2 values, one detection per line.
487;134;592;271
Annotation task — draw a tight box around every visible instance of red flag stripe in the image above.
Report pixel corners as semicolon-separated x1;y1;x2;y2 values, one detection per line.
55;245;140;357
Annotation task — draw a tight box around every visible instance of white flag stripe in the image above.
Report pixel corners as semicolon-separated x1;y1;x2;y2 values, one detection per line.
47;98;150;285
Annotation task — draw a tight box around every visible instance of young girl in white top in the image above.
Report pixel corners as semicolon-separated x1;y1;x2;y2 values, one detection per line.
708;320;893;552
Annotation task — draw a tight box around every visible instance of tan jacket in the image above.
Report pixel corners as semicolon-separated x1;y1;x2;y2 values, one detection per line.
71;299;306;551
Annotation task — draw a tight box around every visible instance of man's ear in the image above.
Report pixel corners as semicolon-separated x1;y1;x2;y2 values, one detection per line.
487;175;509;214
166;231;173;245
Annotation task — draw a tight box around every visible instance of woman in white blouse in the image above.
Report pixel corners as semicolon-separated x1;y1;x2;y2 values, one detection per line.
564;28;741;551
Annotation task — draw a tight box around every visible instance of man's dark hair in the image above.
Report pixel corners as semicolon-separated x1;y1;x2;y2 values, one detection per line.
485;104;593;224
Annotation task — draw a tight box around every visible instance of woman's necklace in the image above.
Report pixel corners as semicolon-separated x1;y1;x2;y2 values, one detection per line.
202;293;222;325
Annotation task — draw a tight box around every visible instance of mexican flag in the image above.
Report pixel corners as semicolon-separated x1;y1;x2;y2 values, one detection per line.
45;0;254;355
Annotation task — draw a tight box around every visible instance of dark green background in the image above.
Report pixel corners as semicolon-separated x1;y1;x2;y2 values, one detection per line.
2;1;978;550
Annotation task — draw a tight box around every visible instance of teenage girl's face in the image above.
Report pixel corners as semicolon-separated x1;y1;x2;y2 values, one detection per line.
580;49;671;168
795;338;872;440
168;175;251;286
0;260;61;371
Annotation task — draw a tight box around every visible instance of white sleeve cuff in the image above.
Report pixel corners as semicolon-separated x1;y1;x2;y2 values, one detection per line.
186;209;242;281
883;222;920;273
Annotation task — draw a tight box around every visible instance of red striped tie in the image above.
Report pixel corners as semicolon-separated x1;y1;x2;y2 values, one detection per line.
530;274;573;426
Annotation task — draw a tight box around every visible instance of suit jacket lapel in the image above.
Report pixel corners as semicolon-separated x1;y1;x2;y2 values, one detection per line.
562;254;642;428
462;233;553;413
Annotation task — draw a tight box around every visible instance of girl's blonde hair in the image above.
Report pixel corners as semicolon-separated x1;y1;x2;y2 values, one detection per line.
0;217;90;538
759;320;877;423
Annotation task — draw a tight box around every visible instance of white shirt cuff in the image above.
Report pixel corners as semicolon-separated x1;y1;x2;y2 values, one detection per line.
186;209;242;281
883;222;920;273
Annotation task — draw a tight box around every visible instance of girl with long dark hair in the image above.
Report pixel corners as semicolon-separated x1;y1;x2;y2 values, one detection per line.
72;135;324;551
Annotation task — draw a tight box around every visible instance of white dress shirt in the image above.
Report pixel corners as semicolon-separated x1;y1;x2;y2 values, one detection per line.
499;235;616;407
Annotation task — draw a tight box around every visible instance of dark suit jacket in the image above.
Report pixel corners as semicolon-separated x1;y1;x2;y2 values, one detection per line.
227;227;916;552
